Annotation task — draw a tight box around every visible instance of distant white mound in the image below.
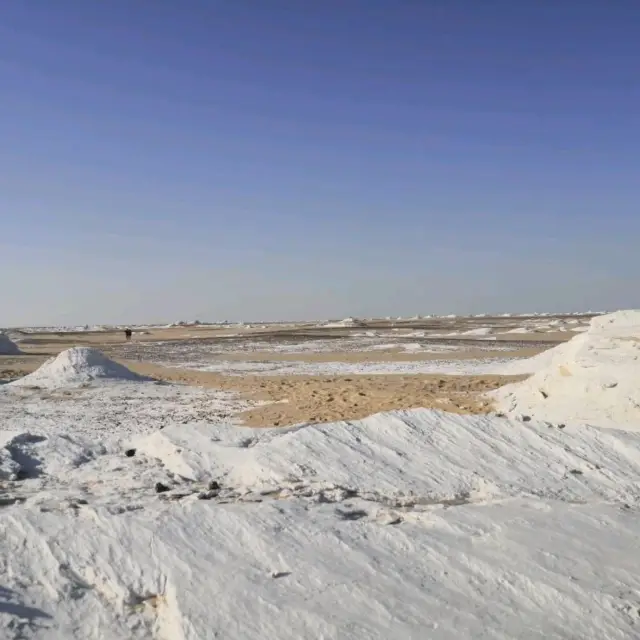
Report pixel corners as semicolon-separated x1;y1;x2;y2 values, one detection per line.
10;347;149;389
324;317;365;328
460;327;493;337
504;327;530;334
490;310;640;429
0;333;22;355
438;327;494;339
167;319;202;328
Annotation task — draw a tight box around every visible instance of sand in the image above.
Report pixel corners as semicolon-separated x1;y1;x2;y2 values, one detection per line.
123;361;527;426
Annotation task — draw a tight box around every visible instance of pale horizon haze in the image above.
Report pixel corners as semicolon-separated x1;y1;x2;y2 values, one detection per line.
2;1;639;326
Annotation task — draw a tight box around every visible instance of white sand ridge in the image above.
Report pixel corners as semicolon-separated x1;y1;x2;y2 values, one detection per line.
4;405;640;638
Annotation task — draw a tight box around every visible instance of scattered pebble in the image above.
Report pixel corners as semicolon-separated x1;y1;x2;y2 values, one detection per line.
197;490;219;500
271;571;291;579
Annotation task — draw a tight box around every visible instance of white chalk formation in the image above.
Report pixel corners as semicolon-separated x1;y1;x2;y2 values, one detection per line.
10;346;149;389
491;310;640;429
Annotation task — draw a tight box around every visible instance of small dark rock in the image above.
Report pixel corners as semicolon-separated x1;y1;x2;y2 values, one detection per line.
271;571;291;579
569;469;584;476
495;412;506;418
198;490;219;500
558;424;566;429
208;480;221;491
0;496;26;507
162;492;192;501
125;449;136;458
155;482;170;493
335;508;368;521
521;415;531;422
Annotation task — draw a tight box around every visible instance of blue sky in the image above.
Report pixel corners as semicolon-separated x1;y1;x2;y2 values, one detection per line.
1;1;639;325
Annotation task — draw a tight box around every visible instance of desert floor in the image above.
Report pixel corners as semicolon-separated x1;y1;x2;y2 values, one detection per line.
1;314;586;426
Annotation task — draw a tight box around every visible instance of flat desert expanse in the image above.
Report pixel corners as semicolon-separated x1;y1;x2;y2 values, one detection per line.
1;314;586;426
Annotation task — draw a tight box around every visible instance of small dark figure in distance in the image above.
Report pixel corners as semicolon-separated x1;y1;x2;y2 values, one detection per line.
125;328;132;341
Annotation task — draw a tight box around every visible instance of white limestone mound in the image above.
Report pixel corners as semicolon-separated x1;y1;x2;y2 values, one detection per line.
0;332;22;355
490;310;640;429
324;317;366;328
504;326;530;334
460;327;493;336
168;319;203;327
10;346;150;389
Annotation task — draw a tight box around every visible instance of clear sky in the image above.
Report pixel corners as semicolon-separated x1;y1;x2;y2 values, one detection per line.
1;1;639;325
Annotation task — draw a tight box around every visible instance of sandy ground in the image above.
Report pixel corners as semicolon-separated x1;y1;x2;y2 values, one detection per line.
123;362;527;426
2;316;579;426
0;352;523;427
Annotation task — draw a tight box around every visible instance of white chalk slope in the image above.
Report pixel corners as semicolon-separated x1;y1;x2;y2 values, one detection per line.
10;346;148;388
0;333;22;355
491;310;640;428
3;395;640;637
